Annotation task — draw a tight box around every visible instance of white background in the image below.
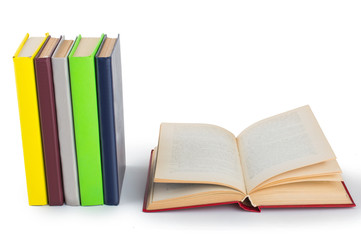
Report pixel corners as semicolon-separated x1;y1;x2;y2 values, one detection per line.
1;0;360;239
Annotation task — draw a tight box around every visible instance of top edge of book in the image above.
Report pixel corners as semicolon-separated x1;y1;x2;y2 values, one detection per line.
14;33;49;58
96;34;120;58
70;34;104;58
52;37;75;59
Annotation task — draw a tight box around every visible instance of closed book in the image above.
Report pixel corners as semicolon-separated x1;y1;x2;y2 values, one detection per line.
34;36;64;206
95;35;126;205
13;33;49;205
68;34;105;206
51;36;80;206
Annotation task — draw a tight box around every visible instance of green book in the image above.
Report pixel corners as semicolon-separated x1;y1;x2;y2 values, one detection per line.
68;34;105;205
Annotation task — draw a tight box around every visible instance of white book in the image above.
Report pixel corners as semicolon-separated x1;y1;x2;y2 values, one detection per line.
51;36;80;206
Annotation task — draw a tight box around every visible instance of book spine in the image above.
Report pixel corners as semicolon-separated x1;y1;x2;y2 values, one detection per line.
69;49;104;205
111;38;126;194
34;57;64;206
51;57;80;206
96;56;119;205
13;56;48;205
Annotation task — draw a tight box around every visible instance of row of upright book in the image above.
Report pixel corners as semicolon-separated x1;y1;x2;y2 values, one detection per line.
13;33;126;206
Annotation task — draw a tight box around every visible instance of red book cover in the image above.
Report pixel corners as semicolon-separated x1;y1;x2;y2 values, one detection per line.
34;36;64;206
143;150;355;212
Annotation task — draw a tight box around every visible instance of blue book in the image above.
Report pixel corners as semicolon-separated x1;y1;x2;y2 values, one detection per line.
95;35;126;205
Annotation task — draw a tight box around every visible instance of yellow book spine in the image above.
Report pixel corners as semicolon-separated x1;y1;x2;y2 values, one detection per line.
13;33;49;205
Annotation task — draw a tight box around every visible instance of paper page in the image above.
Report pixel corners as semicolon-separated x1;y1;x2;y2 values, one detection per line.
154;123;246;193
152;183;240;202
250;159;341;192
237;106;336;191
249;181;352;207
253;173;343;192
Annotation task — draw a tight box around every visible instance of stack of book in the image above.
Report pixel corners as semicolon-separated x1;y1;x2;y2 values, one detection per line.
13;33;126;206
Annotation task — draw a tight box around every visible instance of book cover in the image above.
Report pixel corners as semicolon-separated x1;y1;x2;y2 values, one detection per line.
51;36;80;206
13;33;49;205
34;36;64;206
95;35;126;205
68;34;105;206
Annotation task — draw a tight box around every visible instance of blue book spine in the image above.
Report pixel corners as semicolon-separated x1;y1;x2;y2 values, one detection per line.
95;56;119;205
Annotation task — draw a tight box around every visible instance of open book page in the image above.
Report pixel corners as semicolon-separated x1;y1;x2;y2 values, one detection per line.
150;182;245;210
147;149;245;210
253;174;343;192
250;159;342;193
154;123;246;193
152;183;242;202
237;105;336;192
249;181;353;206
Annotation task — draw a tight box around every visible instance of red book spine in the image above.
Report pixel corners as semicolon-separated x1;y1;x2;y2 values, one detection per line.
34;54;64;206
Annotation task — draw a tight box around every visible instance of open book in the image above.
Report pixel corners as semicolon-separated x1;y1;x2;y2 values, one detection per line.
143;106;355;212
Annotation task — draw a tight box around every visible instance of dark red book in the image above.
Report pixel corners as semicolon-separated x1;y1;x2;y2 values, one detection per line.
143;150;355;212
34;36;64;206
143;107;356;212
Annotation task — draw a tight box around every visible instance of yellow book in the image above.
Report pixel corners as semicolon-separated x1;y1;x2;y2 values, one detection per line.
13;33;49;205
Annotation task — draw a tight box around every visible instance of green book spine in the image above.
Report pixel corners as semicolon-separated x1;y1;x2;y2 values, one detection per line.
68;34;104;205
